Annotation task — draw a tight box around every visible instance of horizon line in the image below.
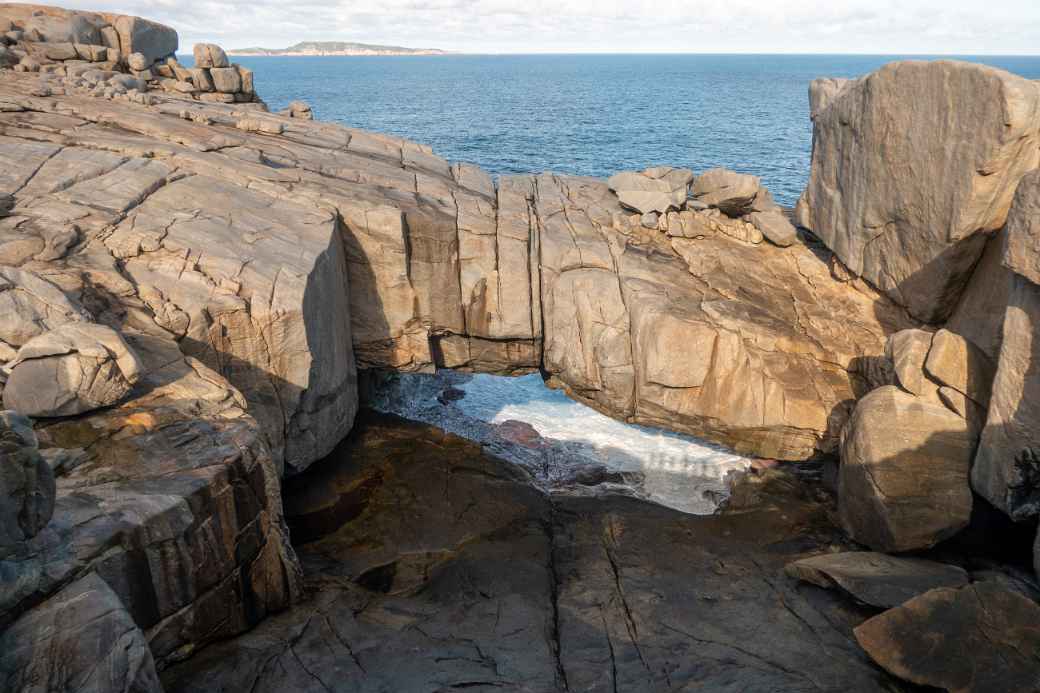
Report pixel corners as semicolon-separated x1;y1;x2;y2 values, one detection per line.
178;50;1040;58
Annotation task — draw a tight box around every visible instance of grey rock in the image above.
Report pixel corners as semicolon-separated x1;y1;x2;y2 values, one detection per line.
692;167;761;216
193;42;229;68
209;65;241;93
0;573;161;693
748;208;797;247
0;410;55;551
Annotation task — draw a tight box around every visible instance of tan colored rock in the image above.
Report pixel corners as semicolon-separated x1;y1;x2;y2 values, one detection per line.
747;208;796;247
0;266;87;349
885;328;939;400
924;328;996;407
692;168;761;216
193;42;229;68
1004;170;1040;286
855;583;1040;693
191;66;214;92
800;60;1040;323
126;51;149;71
946;229;1012;361
972;271;1040;519
238;64;254;94
113;13;177;62
2;322;142;417
210;65;241;93
607;167;690;214
839;386;974;552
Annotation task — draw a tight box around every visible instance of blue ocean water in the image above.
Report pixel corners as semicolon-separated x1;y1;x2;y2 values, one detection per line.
223;54;1040;205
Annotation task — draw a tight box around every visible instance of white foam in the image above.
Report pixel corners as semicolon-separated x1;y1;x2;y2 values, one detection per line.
454;373;751;514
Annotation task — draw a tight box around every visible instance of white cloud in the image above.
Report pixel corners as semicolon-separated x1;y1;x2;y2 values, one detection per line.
11;0;1040;54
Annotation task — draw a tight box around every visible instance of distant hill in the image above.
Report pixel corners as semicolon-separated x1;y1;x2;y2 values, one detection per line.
227;41;448;56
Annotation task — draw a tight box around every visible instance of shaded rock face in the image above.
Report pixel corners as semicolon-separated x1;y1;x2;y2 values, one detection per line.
0;410;55;550
0;572;162;693
839;386;974;552
799;60;1040;323
163;412;908;693
854;583;1040;693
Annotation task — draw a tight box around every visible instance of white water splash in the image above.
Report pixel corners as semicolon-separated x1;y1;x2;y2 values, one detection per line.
455;373;751;514
368;370;751;515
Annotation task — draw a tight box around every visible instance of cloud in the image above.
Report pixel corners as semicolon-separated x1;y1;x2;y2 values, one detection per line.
11;0;1040;54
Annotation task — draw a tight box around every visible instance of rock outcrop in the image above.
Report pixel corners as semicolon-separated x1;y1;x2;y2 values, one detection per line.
0;409;54;550
798;60;1040;323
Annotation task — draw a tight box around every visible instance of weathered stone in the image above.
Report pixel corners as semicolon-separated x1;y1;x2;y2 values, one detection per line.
193;42;229;68
607;167;690;214
1005;168;1040;286
748;208;797;247
0;573;161;693
237;64;254;94
2;322;142;417
839;386;974;552
42;41;78;61
0;410;55;551
692;167;761;216
800;61;1040;323
855;583;1040;693
190;66;214;91
0;266;87;349
209;65;241;93
114;14;177;62
885;328;939;399
946;229;1012;361
972;271;1040;519
785;552;968;609
924;328;996;408
126;50;148;71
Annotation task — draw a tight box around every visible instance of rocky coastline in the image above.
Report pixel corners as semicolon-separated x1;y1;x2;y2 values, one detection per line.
2;4;1040;692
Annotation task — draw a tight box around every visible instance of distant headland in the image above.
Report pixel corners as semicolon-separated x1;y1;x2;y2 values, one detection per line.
227;40;448;56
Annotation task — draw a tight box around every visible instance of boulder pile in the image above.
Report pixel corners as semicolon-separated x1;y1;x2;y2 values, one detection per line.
607;165;799;247
0;5;262;105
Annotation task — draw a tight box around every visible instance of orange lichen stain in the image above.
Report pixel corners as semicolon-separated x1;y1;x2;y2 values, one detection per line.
122;412;158;429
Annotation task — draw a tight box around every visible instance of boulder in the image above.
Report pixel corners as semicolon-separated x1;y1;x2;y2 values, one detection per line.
885;328;938;399
839;386;975;552
193;42;229;68
799;60;1040;323
286;100;313;119
2;322;142;417
607;167;692;214
747;208;797;247
0;573;161;693
854;583;1040;693
0;410;55;551
210;65;241;93
114;14;177;63
190;67;214;92
42;42;78;61
785;551;968;609
924;328;996;407
692;167;761;216
126;51;149;71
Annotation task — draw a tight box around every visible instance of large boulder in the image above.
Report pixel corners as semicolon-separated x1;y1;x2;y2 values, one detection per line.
855;582;1040;693
692;167;761;216
799;60;1040;323
972;175;1040;519
193;42;229;68
839;386;975;552
0;410;55;552
2;322;142;417
113;13;177;62
0;573;161;693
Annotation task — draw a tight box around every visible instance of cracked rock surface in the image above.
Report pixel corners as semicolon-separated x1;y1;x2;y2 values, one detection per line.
162;411;910;693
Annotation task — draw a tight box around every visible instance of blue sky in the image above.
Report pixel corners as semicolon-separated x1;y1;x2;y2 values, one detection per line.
20;0;1040;55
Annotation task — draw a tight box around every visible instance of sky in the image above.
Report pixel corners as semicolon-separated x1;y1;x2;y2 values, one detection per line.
17;0;1040;55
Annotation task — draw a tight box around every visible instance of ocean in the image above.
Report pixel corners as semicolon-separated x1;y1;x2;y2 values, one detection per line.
219;54;1040;205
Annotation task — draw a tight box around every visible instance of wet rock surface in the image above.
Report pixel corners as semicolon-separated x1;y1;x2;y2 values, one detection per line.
162;411;908;692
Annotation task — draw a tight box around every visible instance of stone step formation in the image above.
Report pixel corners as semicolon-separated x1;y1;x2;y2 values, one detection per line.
1;4;1040;693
